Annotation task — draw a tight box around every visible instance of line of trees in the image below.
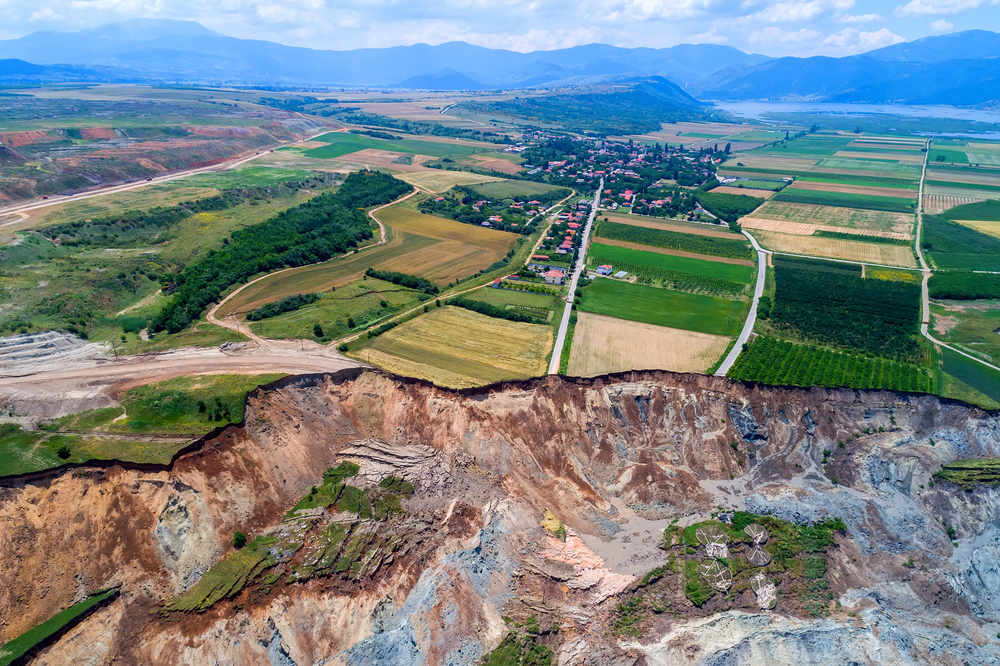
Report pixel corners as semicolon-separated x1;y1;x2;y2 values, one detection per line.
246;293;319;321
152;171;412;334
364;268;439;294
446;298;545;324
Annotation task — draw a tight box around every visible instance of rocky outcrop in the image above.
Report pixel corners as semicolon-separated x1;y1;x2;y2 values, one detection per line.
1;370;999;664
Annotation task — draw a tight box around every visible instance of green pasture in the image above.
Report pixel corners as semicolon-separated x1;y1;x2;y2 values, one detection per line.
246;277;427;341
940;347;1000;409
930;149;970;164
468;180;567;199
303;132;487;159
773;189;915;213
943;199;1000;221
577;278;746;336
179;166;320;189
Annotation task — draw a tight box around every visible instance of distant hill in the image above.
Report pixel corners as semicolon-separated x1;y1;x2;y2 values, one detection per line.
0;19;767;89
692;30;1000;105
461;76;706;135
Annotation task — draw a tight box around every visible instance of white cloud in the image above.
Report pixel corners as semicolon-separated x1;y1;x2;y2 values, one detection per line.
894;0;998;16
823;26;905;49
749;25;824;44
930;17;955;27
687;28;729;44
28;6;64;20
840;13;882;21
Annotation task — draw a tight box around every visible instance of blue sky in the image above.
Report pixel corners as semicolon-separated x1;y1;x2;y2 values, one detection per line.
2;0;998;56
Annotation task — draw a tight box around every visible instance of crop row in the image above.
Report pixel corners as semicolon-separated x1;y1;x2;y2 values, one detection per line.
719;166;916;187
587;256;746;296
728;336;935;393
773;190;916;214
594;221;754;260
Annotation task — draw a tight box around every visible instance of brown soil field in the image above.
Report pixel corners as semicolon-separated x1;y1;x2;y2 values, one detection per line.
712;186;775;198
604;212;741;239
833;151;924;164
567;312;730;376
594;237;754;266
787;181;917;199
739;217;911;240
359;306;552;388
749;229;918;267
952;220;1000;240
749;201;914;235
923;194;983;215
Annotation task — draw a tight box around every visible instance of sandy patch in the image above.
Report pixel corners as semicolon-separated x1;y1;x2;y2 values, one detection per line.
568;312;731;377
934;314;960;336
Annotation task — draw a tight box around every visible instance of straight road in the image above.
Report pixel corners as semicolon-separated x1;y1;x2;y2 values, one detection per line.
715;231;770;377
914;140;1000;373
548;179;603;375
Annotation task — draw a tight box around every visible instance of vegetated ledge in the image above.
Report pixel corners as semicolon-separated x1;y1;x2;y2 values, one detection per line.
1;366;994;488
0;586;120;666
933;458;1000;491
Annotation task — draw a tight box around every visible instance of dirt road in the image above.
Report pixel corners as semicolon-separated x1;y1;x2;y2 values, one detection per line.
0;130;329;229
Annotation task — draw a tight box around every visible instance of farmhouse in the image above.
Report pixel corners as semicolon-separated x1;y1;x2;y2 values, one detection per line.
596;265;613;276
544;270;565;285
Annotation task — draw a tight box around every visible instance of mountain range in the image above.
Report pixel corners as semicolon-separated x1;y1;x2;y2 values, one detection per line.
0;20;998;105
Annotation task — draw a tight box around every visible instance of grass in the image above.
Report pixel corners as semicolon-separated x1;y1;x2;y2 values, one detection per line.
470;286;561;320
106;373;285;435
467;180;567;199
303;132;488;159
163;535;279;612
773;189;916;214
577;278;746;337
930;149;970;164
749;135;853;158
594;220;754;260
933;459;1000;490
942;199;1000;221
354;306;553;388
588;240;754;282
940;346;1000;408
0;588;119;666
244;277;426;341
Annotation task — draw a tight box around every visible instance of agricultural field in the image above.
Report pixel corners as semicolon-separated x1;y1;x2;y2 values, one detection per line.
931;301;1000;369
468;286;562;322
712;186;776;199
594;220;753;261
398;171;503;192
299;132;493;160
741;201;914;235
772;189;916;214
219;198;519;316
951;220;1000;240
728;336;935;393
587;241;752;296
468;179;569;200
767;258;923;360
567;312;730;376
353;306;553;388
748;135;853;158
576;278;746;336
603;212;742;239
939;347;1000;409
749;229;918;267
785;180;916;199
242;277;428;341
921;214;1000;271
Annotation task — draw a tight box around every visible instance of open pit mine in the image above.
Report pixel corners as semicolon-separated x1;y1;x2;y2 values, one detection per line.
2;369;1000;665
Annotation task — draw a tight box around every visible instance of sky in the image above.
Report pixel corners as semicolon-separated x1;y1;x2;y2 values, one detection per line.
1;0;999;57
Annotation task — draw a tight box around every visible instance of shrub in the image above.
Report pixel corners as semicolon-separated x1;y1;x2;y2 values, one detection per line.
233;531;247;549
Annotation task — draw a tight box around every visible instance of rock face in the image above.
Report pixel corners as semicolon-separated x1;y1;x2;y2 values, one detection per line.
1;370;1000;664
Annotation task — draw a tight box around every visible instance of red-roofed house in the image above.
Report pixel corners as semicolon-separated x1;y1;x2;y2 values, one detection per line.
544;270;565;285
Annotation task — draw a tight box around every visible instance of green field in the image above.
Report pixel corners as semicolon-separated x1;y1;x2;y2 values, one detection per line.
931;302;1000;369
814;158;921;178
773;189;916;213
178;166;320;189
0;588;119;666
467;180;567;199
303;132;487;159
942;199;1000;221
749;136;853;157
594;220;753;260
940;347;1000;408
469;286;561;321
588;241;754;282
577;278;746;336
728;336;935;393
930;149;970;164
724;180;786;191
246;278;426;341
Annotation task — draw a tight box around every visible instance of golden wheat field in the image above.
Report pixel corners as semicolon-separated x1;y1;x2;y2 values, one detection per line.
567;312;730;377
749;230;918;267
749;201;914;235
358;306;553;388
953;220;1000;240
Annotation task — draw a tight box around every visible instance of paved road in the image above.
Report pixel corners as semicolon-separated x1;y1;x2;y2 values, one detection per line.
715;231;770;377
548;179;603;375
